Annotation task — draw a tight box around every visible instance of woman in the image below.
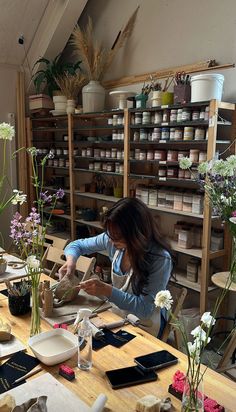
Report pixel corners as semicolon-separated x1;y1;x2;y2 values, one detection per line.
59;198;173;336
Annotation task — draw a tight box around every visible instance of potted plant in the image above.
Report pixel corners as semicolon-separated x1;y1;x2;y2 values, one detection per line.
29;53;82;112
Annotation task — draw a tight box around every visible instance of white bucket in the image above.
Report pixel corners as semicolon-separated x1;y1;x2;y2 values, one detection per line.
190;73;224;102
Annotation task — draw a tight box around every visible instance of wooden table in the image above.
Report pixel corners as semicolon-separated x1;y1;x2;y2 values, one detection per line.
211;271;236;292
0;277;236;412
0;253;27;283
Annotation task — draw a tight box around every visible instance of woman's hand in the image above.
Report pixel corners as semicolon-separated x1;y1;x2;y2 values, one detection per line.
78;278;112;298
58;255;76;280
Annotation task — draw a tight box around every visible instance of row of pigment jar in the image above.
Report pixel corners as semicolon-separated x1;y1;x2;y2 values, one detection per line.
108;114;124;125
48;158;69;168
112;130;124;140
88;161;123;173
81;147;124;159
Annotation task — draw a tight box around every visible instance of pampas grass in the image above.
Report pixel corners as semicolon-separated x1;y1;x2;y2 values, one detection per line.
71;7;139;81
55;72;87;99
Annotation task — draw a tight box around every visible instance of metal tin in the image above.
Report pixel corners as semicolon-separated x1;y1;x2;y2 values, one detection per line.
161;127;169;140
194;127;205;140
183;127;194;140
181;108;191;121
170;109;178;122
174;128;183;140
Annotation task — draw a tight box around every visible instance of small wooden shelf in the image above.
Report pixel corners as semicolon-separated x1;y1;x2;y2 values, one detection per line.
75;219;102;229
74;168;123;176
75;156;123;162
171;269;217;292
170;240;202;258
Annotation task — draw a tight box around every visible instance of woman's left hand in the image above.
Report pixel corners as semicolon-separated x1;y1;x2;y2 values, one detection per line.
78;278;112;297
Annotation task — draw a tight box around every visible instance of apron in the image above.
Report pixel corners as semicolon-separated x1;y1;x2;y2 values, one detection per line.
110;249;160;336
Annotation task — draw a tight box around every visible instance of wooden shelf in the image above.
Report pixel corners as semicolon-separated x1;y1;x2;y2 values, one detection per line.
171;269;217;292
74;192;119;203
74;168;123;176
170;240;202;258
75;219;102;229
148;204;204;219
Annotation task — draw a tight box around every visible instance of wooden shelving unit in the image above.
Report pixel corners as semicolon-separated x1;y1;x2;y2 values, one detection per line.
26;100;235;313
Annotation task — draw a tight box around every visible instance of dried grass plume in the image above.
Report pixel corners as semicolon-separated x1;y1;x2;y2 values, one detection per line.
71;7;139;81
55;72;87;99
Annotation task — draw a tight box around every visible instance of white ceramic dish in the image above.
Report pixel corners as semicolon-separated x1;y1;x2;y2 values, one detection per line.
50;110;67;116
28;328;77;366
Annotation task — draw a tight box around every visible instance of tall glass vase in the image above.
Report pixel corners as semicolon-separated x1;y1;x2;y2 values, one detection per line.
29;270;41;336
181;372;204;412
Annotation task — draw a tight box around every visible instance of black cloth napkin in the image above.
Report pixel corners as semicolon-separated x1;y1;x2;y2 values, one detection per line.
0;351;40;394
92;328;135;350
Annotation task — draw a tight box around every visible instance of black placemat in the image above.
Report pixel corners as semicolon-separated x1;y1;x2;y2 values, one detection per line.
0;351;40;394
92;328;136;350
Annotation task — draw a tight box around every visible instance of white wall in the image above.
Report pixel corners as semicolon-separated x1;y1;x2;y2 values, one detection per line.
0;66;18;250
75;0;236;102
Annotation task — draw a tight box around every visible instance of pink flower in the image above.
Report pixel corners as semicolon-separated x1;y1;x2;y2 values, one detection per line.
232;210;236;217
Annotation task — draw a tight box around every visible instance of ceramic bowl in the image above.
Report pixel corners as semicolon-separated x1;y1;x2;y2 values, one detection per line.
28;328;77;366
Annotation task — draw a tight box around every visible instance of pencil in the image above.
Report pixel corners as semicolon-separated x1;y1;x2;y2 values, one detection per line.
13;366;43;384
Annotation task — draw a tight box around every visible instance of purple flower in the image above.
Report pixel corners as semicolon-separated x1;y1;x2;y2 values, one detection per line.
56;188;65;199
40;191;53;204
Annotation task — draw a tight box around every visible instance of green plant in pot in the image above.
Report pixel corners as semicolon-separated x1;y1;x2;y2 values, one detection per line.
31;53;82;98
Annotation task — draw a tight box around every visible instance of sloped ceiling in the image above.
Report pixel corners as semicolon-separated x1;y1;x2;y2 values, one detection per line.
0;0;87;70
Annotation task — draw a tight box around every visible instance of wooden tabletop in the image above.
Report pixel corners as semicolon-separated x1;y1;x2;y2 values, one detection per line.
211;271;236;292
0;276;236;412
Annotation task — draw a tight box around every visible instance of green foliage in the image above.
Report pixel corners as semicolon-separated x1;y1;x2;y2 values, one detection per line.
32;53;82;97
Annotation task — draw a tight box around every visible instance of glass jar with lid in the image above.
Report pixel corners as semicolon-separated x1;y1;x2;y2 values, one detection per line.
134;112;142;124
140;129;148;141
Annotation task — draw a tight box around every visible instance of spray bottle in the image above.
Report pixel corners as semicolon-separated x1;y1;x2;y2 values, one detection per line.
77;308;93;370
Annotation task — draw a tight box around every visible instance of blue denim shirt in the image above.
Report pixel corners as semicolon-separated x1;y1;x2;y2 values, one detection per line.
64;233;172;320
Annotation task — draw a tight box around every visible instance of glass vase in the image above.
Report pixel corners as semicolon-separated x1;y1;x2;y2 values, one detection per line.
29;272;41;336
181;372;204;412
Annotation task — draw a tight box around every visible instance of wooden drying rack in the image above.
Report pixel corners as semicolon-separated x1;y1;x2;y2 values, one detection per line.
103;60;235;89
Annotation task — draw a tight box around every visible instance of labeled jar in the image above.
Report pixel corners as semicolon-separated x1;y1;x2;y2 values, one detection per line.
199;107;206;120
115;162;120;173
140;129;148;141
53;159;59;167
142;111;151;124
154;150;166;161
63;149;68;155
111;148;117;158
133;131;140;141
152;128;161;141
112;130;118;140
174;128;183;140
119;164;124;173
117;115;124;125
162;109;170;123
56;148;62;155
135;149;141;160
59;158;64;167
105;149;111;158
199;151;207;163
102;162;107;171
204;106;210;121
86;148;93;157
65;159;70;168
108;117;113;125
170;109;178;123
134;112;142;124
158;167;166;177
117;150;122;159
184;169;191;179
154;111;162;124
161;127;169;140
118;131;124;141
148;189;157;206
178;228;193;248
192;110;200;121
100;149;106;158
94;148;100;157
183;126;194;140
189;149;199;162
170;128;176;140
113;114;118;126
139;150;147;160
177;109;183;122
167;150;178;161
106;162;114;172
181;108;191;121
178;169;185;179
178;151;189;160
194;127;205;140
94;162;101;171
48;159;53;166
167;167;178;178
81;148;87;157
89;162;94;170
147;150;154;160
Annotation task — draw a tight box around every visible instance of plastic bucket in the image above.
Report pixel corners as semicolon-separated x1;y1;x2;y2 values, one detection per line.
190;74;224;102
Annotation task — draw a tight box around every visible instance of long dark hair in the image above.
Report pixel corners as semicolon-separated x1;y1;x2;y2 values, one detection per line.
102;197;172;294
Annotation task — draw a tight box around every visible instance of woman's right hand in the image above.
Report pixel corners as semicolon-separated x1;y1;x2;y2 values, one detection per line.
58;256;76;280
